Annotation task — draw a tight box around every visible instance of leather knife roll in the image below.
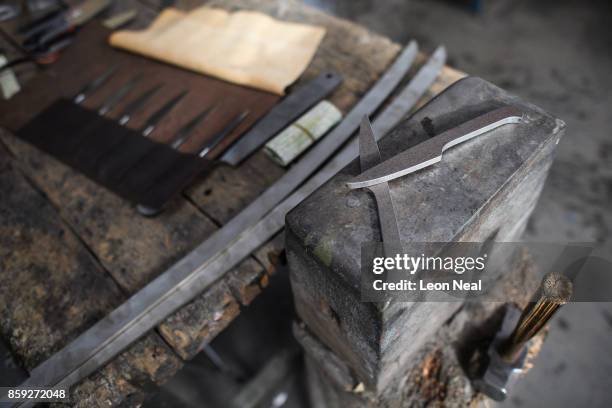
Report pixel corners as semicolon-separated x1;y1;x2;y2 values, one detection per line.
16;99;215;210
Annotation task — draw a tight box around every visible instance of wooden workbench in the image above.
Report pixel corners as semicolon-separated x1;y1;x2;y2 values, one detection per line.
0;0;463;406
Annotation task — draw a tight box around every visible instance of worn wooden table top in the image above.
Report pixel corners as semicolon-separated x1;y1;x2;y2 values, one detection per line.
0;0;464;406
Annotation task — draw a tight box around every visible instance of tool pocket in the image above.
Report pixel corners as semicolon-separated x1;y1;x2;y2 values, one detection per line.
16;98;215;213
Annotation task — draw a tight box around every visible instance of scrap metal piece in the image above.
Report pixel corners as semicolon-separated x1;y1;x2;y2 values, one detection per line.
117;83;163;126
73;65;118;104
347;106;524;189
373;45;445;137
358;117;402;257
219;70;344;166
97;74;142;116
140;90;188;136
11;43;418;404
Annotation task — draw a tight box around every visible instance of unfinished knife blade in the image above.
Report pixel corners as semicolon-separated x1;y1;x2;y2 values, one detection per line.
348;106;523;189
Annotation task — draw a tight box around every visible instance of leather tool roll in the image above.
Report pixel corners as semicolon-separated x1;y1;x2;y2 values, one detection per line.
16;99;215;210
0;22;280;212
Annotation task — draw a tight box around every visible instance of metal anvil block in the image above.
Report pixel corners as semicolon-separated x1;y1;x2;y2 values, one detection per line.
285;77;565;395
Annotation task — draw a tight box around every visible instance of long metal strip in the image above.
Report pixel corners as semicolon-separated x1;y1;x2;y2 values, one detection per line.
12;43;419;405
358;117;402;258
373;46;446;137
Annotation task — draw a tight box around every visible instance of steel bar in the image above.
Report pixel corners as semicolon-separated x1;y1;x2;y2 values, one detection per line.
347;106;524;189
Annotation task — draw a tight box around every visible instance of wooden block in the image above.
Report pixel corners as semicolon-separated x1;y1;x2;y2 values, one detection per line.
286;77;565;393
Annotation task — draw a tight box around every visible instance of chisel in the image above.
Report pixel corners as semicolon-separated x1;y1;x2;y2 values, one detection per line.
169;104;218;149
67;74;143;157
118;84;163;126
97;74;142;116
141;90;188;136
73;64;118;104
198;110;250;158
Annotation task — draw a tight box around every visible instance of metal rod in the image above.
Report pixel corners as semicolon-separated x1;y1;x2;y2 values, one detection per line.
499;272;572;361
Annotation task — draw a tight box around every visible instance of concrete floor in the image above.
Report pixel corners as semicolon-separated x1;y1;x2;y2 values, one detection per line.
303;0;612;406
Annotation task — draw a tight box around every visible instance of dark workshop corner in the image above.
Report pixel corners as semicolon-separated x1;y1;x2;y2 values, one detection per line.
0;0;610;407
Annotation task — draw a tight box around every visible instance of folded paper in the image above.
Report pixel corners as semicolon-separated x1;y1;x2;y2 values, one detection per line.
109;7;326;95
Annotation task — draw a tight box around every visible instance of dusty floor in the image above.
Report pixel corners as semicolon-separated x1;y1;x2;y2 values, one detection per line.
303;0;612;406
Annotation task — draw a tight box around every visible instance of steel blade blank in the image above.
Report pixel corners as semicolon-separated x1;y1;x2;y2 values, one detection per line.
348;106;524;189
